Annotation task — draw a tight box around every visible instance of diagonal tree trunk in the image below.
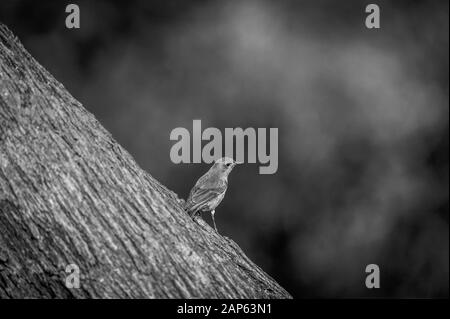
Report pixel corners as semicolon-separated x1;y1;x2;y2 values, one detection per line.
0;23;291;299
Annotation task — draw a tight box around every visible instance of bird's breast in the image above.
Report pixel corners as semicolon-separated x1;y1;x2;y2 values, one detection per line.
207;191;226;210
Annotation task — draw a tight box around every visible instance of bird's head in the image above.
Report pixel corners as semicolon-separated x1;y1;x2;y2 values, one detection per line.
212;157;241;176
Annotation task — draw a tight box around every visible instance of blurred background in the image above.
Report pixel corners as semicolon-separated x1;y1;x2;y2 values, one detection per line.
0;0;448;297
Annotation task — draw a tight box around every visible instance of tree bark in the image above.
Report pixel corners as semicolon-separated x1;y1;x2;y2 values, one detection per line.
0;23;291;299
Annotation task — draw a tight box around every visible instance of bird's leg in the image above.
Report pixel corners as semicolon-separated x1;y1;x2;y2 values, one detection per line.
211;210;218;233
191;210;200;221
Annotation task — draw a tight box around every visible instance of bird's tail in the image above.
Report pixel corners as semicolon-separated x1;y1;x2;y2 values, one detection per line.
184;200;198;217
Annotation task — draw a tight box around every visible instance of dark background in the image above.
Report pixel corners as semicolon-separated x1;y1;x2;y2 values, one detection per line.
0;0;448;298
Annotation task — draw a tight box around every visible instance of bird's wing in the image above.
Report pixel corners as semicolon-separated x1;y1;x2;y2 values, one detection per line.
185;181;227;214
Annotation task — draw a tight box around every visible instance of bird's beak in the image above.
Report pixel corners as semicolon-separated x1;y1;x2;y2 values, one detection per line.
234;161;243;166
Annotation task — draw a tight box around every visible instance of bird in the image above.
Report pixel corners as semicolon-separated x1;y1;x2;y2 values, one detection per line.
185;157;241;233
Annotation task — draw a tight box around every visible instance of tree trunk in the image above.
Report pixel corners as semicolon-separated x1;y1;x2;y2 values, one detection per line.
0;23;291;299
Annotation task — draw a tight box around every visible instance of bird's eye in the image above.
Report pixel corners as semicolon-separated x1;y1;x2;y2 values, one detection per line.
226;163;231;167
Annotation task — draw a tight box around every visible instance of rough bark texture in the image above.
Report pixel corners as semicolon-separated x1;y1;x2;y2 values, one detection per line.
0;23;291;299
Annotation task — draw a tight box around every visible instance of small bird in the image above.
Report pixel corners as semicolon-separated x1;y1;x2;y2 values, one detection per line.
185;157;240;233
